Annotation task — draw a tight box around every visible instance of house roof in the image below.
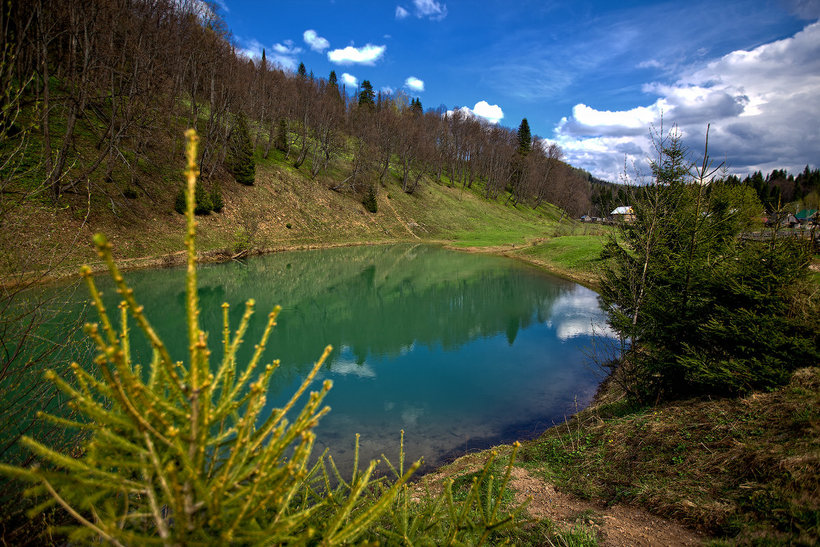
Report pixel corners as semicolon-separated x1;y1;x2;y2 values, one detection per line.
610;206;633;215
795;209;818;220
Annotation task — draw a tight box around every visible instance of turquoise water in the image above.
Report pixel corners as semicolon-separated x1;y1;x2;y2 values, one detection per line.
69;244;616;472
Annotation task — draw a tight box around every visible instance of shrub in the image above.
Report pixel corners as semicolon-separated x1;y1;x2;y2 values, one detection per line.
175;184;212;215
0;130;524;544
173;187;185;214
193;181;212;214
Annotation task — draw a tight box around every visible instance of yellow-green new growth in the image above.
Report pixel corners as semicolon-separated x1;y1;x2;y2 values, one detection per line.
0;130;417;545
0;129;526;545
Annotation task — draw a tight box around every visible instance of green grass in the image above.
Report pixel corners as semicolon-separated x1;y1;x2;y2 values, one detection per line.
508;234;611;287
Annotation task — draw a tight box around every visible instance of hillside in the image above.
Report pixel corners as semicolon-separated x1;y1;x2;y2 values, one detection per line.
1;138;607;284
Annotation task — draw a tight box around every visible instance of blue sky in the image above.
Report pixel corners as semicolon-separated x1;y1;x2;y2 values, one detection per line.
220;0;820;182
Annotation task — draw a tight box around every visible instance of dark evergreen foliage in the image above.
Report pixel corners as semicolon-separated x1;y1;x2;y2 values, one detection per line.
358;80;375;107
276;118;289;152
174;187;186;214
600;131;819;401
517;118;532;156
175;184;213;215
226;114;256;185
363;184;378;213
210;182;224;212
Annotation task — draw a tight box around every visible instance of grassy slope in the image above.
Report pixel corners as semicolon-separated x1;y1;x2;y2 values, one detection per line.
517;368;820;544
2;141;608;287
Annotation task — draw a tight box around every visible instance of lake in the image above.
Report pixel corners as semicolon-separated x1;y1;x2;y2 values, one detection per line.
58;244;617;473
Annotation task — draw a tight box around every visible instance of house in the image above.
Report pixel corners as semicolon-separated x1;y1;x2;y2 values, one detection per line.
795;209;818;226
610;206;635;222
580;214;594;222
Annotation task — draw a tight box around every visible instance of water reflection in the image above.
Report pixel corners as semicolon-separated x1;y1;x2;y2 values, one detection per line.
82;244;616;472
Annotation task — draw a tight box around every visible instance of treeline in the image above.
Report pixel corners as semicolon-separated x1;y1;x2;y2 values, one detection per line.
3;0;592;216
732;167;820;211
585;165;820;218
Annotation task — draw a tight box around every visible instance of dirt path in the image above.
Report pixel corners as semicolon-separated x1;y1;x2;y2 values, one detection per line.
381;195;421;239
509;467;705;546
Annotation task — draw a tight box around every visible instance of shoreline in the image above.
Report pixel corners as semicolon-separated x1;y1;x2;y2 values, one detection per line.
3;236;600;292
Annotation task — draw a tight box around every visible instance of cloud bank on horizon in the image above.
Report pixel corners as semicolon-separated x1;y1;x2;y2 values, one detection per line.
554;20;820;182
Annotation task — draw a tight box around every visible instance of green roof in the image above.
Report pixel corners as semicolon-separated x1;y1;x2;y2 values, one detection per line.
795;209;818;220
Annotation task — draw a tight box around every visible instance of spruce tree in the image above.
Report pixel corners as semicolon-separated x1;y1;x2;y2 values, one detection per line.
0;130;525;545
517;118;532;156
297;61;307;78
276;118;289;153
358;80;375;107
600;128;819;401
210;182;224;212
226;113;255;185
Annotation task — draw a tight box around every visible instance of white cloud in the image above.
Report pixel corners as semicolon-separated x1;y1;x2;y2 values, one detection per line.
265;40;302;71
395;5;409;19
237;38;300;70
404;76;425;92
237;38;264;60
446;100;504;125
341;72;358;87
553;20;820;181
549;286;618;341
637;59;664;69
381;86;395;95
327;43;386;65
303;29;330;52
328;359;376;378
412;0;447;20
472;100;504;124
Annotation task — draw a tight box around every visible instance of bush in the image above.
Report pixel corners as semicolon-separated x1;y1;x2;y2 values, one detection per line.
226;113;255;185
174;187;185;214
0;130;524;544
194;181;212;214
175;184;213;215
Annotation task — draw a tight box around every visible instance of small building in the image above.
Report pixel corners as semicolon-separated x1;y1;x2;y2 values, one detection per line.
580;214;594;222
610;206;635;222
795;209;818;226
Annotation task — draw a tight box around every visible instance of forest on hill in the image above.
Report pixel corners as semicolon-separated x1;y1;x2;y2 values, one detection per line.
3;0;817;243
1;0;596;225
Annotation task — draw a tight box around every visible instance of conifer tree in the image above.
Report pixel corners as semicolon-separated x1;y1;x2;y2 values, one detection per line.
297;61;307;78
276;118;289;154
600;127;819;401
0;130;526;545
210;182;224;212
517;118;532;156
0;131;417;544
226;113;255;185
358;80;375;107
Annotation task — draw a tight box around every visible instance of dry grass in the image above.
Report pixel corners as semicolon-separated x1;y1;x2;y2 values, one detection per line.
517;367;820;544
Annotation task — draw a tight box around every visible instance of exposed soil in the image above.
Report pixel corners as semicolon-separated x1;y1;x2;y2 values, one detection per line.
509;466;705;546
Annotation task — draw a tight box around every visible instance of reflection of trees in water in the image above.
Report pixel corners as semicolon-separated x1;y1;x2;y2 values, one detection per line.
92;245;572;391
